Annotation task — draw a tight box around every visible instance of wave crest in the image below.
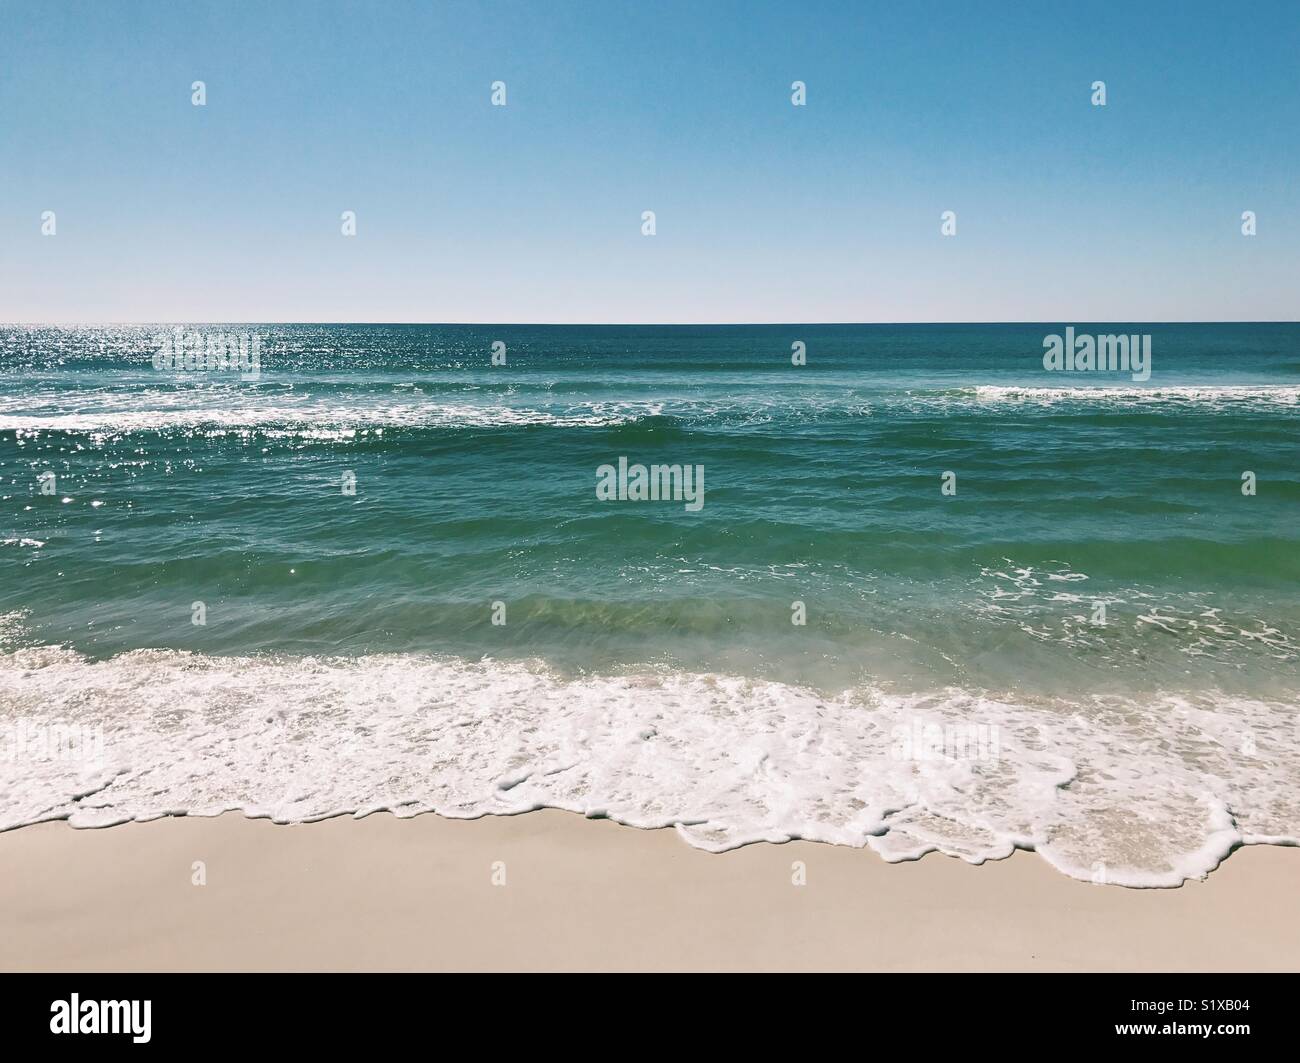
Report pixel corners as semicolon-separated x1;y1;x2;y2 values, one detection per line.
974;384;1300;406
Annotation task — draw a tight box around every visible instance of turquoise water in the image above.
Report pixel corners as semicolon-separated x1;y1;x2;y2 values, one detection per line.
2;323;1298;885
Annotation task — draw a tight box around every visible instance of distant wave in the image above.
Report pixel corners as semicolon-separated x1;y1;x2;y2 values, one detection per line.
4;383;1297;437
0;396;873;436
974;384;1300;406
2;638;1296;887
0;401;669;435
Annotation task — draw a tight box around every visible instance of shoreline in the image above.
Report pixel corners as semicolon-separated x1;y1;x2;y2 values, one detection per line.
1;810;1297;972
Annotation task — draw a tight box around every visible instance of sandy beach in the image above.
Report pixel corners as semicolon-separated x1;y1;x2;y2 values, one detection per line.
1;810;1296;972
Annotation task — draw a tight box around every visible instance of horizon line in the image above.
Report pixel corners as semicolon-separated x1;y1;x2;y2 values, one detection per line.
4;319;1300;328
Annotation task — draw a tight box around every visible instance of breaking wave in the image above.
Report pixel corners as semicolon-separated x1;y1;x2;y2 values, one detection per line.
2;640;1296;888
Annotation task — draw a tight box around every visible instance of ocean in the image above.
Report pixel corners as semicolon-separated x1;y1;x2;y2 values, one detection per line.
2;322;1297;886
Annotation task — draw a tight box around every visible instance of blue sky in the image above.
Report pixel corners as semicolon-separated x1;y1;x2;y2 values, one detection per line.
1;0;1296;322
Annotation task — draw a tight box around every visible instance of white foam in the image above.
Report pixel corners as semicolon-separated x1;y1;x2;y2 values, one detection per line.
974;384;1300;406
0;399;666;434
8;383;1295;438
1;644;1295;887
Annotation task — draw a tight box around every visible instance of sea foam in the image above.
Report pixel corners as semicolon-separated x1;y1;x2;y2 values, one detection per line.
2;642;1295;887
973;384;1300;406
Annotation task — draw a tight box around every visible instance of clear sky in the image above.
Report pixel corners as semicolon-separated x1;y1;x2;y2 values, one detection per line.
1;0;1297;323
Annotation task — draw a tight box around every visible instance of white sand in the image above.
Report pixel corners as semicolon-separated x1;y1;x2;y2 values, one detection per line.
1;809;1297;971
